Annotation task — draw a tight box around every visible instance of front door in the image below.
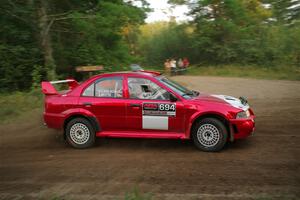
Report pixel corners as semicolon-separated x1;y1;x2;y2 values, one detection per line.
126;77;185;133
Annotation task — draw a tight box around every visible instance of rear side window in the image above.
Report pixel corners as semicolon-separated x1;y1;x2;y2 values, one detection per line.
95;77;123;98
82;77;123;98
82;84;94;96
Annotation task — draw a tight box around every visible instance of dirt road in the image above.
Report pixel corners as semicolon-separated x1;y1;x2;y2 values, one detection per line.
1;76;300;200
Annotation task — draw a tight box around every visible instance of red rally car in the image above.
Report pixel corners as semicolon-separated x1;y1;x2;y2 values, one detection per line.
41;71;255;152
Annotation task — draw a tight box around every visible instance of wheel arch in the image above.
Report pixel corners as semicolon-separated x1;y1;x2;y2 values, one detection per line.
189;112;231;141
63;114;100;140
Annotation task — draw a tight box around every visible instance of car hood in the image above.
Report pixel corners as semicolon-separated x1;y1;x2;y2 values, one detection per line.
192;94;250;111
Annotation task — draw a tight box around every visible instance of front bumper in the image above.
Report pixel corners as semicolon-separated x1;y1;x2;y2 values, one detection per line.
229;115;255;140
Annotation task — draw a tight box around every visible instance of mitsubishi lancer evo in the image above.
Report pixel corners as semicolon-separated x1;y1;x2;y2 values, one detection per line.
41;70;255;152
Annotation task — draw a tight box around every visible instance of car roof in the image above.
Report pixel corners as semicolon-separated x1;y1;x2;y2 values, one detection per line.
91;70;161;79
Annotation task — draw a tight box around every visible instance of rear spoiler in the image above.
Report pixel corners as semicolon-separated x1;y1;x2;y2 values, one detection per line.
41;79;79;95
137;70;161;76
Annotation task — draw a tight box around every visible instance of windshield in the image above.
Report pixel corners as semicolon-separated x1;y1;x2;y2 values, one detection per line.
157;76;198;99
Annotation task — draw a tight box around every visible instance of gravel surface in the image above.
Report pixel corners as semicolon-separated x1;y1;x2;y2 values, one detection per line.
1;76;299;200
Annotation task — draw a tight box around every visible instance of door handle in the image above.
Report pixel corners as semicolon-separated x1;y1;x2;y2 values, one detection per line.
129;103;141;108
83;102;92;106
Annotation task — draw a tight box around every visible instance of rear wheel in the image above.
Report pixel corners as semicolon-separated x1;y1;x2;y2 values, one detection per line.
65;118;95;149
192;118;227;152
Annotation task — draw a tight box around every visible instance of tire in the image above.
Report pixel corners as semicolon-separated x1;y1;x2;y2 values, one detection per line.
192;118;228;152
65;118;95;149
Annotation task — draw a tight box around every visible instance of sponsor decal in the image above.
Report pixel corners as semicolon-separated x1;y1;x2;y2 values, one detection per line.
143;103;159;110
142;116;168;130
142;103;176;116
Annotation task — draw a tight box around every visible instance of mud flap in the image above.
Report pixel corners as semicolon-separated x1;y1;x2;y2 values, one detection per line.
229;124;235;142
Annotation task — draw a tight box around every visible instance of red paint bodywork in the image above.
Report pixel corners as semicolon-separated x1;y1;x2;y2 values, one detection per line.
42;71;255;141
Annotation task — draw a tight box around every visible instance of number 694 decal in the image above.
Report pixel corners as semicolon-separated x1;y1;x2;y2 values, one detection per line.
159;103;175;111
143;103;176;116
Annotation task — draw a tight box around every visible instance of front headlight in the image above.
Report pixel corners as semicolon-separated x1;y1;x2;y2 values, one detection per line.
236;109;250;119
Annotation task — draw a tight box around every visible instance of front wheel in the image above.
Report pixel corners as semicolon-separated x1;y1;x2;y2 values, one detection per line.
192;118;228;152
65;118;95;149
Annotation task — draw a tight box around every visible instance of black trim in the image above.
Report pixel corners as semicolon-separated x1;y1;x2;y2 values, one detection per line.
130;103;141;107
232;124;239;134
87;116;101;132
83;102;92;106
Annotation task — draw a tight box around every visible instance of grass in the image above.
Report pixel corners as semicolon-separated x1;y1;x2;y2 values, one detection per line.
0;89;43;123
42;188;152;200
253;194;298;200
124;188;152;200
144;65;300;81
186;65;300;80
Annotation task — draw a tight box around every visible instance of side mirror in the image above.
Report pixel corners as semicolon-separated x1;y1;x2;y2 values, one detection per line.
192;90;200;96
169;92;178;102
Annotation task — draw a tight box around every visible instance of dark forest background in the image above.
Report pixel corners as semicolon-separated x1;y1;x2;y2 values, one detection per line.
1;0;299;92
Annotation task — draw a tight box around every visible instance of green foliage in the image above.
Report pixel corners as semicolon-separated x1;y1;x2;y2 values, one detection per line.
0;90;43;123
50;0;147;79
0;0;43;92
1;0;299;93
138;0;300;69
124;188;152;200
0;0;146;92
31;65;43;90
138;22;195;66
263;0;300;25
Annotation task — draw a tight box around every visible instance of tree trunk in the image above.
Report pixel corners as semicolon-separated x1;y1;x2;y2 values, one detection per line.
36;0;56;80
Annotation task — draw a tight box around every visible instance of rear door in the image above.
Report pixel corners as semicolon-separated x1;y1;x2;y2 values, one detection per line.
79;76;127;131
126;76;185;133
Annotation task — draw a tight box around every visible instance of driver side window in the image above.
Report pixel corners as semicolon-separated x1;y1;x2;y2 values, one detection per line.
128;78;169;100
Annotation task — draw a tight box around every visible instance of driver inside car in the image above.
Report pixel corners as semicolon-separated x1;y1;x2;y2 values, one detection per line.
128;78;169;100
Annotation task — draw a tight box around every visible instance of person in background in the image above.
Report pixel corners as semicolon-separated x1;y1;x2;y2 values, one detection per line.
183;57;190;68
170;58;176;75
164;59;171;74
178;58;184;68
